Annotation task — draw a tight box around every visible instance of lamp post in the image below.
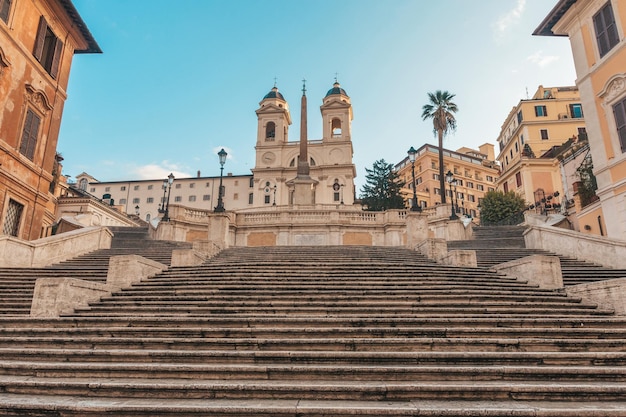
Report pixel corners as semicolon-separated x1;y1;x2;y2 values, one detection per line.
452;179;459;214
163;173;174;221
134;205;140;216
407;146;421;212
158;180;167;213
445;170;458;220
214;148;227;212
340;184;344;205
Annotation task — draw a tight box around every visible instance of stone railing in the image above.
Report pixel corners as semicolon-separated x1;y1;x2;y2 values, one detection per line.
0;226;113;268
524;224;626;269
234;208;407;226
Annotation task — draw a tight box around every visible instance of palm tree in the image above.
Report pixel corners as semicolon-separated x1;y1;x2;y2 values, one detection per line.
421;90;458;204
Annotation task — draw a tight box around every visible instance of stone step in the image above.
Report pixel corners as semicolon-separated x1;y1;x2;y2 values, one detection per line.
0;395;625;417
0;375;624;402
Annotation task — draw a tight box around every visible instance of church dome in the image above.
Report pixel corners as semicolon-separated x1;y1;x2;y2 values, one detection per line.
325;82;349;97
263;86;285;101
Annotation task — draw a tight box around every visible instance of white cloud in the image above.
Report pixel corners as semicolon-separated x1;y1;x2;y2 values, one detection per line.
527;51;560;67
494;0;527;36
131;162;191;180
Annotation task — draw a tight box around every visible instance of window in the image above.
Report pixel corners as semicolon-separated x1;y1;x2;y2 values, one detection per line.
249;178;254;187
105;187;110;192
147;197;154;203
132;198;140;204
206;182;211;187
33;17;63;78
90;187;96;193
234;180;238;186
534;105;548;117
457;192;464;200
203;194;210;201
503;182;509;193
416;177;422;185
248;193;253;204
175;184;181;189
540;129;549;140
594;2;620;58
488;187;495;192
264;195;270;204
19;109;41;161
434;188;441;195
466;182;474;189
332;118;342;137
265;121;276;140
476;184;484;191
456;179;463;186
432;174;440;180
233;193;238;200
174;196;182;202
119;198;127;204
614;96;626;152
2;199;23;236
486;176;493;182
515;142;519;153
516;172;522;187
189;195;196;202
517;110;523;124
133;185;139;191
570;104;584;118
147;185;153;190
468;195;475;202
520;135;525;145
190;183;195;188
121;186;126;191
1;0;12;23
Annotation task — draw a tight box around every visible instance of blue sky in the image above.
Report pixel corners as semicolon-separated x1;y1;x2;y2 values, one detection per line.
59;0;576;192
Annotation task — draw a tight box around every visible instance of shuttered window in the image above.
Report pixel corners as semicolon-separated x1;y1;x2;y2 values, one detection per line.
19;109;41;161
33;16;63;78
0;0;11;23
614;97;626;153
593;2;620;57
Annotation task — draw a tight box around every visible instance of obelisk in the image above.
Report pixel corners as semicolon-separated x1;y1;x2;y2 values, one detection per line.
288;79;318;205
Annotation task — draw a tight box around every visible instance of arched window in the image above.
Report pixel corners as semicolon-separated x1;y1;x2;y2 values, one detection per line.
78;178;88;191
331;118;342;137
145;214;151;222
265;122;276;140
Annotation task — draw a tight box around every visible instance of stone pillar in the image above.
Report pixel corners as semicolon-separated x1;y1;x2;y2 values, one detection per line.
406;213;428;249
208;213;230;249
493;255;563;289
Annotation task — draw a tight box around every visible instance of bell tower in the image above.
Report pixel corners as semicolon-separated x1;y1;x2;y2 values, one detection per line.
255;86;291;145
321;81;353;143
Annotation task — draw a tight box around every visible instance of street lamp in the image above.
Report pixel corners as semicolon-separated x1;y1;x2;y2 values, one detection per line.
445;170;458;220
158;179;167;213
214;148;227;212
134;205;140;216
407;146;421;212
163;173;174;221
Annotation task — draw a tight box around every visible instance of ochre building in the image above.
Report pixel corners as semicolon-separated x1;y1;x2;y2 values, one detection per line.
535;0;626;238
495;85;587;208
0;0;100;239
395;143;499;219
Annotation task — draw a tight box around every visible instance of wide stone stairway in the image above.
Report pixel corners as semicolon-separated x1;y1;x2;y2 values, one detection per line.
0;227;191;315
449;225;626;286
0;244;625;415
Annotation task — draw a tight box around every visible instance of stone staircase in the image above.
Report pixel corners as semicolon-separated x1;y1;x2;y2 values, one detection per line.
0;227;191;315
0;245;625;415
449;225;626;286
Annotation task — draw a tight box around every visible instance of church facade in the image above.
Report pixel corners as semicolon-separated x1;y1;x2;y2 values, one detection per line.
74;81;359;223
251;81;357;208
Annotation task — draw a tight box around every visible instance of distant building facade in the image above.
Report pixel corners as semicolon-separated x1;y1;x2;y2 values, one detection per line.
0;0;100;239
395;143;499;219
535;0;626;238
495;86;587;208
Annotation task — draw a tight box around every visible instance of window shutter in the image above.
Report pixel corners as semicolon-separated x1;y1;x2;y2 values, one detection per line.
33;16;47;61
614;100;626;152
19;109;41;161
49;38;63;79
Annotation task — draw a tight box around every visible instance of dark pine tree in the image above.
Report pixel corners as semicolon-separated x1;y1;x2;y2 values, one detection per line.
359;159;406;211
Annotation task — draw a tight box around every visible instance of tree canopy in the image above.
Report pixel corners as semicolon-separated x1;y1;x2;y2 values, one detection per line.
421;90;458;204
359;159;406;211
479;190;527;226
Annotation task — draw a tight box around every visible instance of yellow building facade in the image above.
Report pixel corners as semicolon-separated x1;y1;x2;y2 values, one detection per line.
496;86;587;209
0;0;99;240
395;143;499;219
535;0;626;238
